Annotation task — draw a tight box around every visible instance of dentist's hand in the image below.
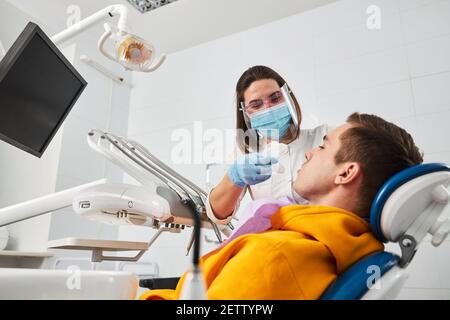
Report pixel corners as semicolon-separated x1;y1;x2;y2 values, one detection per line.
227;153;278;188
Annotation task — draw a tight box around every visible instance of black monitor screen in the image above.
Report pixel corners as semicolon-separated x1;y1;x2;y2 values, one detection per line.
0;22;87;158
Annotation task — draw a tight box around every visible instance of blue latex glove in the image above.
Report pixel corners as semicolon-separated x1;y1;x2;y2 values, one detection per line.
227;153;278;188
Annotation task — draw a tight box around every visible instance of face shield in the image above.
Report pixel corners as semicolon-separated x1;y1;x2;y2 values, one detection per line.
240;83;299;141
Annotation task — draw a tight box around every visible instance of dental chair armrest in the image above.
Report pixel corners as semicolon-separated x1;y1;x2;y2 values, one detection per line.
139;277;180;290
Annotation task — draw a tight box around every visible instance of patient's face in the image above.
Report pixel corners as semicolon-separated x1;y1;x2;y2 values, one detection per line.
293;123;353;201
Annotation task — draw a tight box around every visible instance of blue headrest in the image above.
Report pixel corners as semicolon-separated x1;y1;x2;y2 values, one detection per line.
320;251;399;300
369;163;450;243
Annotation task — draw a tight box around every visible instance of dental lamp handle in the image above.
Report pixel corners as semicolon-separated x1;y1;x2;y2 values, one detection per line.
51;4;128;46
97;29;116;61
142;55;166;73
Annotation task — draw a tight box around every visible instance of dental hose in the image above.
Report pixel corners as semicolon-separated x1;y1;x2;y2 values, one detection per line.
182;198;201;267
178;198;207;299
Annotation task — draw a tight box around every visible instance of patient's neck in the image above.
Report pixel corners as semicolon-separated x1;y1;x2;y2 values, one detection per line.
308;189;360;216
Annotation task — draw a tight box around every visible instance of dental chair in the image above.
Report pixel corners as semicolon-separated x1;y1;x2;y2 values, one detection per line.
144;163;450;300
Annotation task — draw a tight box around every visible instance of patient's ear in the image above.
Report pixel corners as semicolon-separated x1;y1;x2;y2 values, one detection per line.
334;162;361;185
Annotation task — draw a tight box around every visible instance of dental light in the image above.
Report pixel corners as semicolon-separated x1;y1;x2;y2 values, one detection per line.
51;4;165;72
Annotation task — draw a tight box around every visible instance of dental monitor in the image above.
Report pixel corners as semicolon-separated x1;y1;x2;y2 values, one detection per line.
0;22;87;158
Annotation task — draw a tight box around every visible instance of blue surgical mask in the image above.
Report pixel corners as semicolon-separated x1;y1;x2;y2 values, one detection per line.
249;103;292;139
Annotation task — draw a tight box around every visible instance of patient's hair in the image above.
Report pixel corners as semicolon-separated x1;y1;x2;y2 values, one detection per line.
335;113;423;216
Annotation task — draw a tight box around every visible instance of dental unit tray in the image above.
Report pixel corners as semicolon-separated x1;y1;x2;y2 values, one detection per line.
47;237;150;263
46;129;228;262
48;219;185;263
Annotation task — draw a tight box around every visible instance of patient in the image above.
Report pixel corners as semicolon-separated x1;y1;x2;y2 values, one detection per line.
141;113;423;300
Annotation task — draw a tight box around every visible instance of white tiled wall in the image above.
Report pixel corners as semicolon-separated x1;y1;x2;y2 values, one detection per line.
124;0;450;298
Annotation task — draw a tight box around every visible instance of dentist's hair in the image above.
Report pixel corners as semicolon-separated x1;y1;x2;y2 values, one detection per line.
235;65;302;153
336;112;424;217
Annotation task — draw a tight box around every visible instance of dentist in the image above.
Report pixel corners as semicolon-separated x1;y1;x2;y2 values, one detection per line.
206;65;331;225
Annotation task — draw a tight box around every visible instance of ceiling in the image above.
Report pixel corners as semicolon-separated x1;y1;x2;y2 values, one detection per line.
6;0;339;54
